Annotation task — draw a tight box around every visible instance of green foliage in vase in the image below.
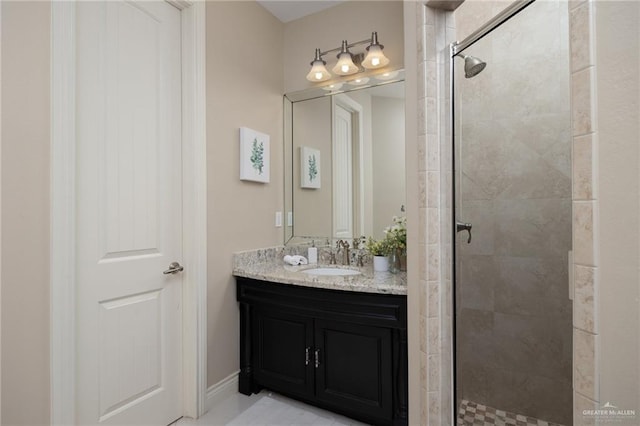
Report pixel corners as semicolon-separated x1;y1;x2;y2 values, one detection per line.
308;154;318;182
365;236;392;256
250;138;264;174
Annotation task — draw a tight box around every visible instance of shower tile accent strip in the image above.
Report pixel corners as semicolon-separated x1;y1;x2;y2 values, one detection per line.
457;400;565;426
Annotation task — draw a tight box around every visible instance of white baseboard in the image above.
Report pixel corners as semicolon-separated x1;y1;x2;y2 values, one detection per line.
204;370;240;414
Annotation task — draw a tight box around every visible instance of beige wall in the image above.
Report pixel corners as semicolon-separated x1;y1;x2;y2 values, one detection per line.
372;96;405;238
0;1;51;425
292;96;332;238
205;1;284;387
283;1;404;93
596;0;640;416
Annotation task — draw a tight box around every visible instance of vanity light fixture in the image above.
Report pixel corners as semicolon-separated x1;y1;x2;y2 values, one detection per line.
306;31;391;83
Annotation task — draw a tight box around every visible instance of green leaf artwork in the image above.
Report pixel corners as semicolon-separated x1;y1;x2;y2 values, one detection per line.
250;138;264;174
308;154;318;182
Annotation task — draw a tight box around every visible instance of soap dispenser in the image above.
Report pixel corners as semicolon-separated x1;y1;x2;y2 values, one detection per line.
308;241;318;264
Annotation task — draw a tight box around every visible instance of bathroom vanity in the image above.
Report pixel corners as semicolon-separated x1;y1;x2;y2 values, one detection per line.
234;249;408;426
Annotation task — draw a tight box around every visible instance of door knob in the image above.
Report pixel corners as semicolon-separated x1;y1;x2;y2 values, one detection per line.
456;222;472;244
163;261;184;274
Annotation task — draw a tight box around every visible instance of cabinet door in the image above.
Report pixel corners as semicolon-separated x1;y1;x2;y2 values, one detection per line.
314;319;393;422
252;308;315;398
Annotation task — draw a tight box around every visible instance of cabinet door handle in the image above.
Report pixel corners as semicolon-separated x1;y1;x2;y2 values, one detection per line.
305;347;311;366
314;349;320;368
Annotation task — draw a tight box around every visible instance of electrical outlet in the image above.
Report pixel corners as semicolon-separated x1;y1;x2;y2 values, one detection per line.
287;211;293;227
275;211;283;227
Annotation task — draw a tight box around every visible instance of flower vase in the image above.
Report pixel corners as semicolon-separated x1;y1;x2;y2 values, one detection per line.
373;255;389;272
398;248;407;271
388;251;399;274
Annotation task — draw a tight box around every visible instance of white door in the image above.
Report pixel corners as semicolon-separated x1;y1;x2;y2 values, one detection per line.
76;2;183;424
333;104;354;239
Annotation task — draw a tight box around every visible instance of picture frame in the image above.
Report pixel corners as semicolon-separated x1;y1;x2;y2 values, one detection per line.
300;146;321;189
239;127;270;183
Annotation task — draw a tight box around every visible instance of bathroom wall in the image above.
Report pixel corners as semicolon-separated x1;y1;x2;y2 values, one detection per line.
595;0;640;419
453;1;572;424
205;1;284;388
291;96;332;238
283;1;404;93
0;2;51;424
372;96;405;238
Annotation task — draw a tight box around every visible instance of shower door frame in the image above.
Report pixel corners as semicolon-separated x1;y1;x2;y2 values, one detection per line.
448;0;537;423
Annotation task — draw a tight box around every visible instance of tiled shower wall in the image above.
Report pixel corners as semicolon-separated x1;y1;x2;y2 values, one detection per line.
415;0;600;424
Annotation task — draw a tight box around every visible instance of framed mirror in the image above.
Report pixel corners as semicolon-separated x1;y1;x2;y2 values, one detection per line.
284;71;405;244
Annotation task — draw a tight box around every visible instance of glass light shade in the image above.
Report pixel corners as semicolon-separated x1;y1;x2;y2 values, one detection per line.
362;45;389;69
306;59;331;82
348;77;370;86
332;52;359;76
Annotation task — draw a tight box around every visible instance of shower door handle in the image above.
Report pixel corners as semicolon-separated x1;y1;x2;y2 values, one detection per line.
456;222;473;244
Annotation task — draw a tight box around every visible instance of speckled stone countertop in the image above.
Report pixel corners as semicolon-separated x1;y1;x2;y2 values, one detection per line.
232;246;407;295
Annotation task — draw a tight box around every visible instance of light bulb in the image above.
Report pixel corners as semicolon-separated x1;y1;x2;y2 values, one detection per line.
362;32;390;70
332;41;359;76
306;48;331;82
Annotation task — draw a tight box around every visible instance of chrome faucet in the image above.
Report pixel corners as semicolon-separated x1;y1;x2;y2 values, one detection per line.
336;239;351;266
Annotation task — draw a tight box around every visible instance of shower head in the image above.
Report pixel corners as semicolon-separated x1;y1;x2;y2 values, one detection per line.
460;54;486;78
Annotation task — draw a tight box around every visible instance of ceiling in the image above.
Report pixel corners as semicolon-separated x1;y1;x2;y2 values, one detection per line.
256;0;346;23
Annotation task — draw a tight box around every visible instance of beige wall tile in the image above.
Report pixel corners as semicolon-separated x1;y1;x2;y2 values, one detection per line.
420;315;427;353
574;265;597;334
571;66;595;136
573;391;597;425
426;61;438;98
427;171;440;207
427;133;440;172
428;353;440;392
428;317;440;354
425;97;438;135
418;60;427;101
428;208;440;244
419;171;427;208
420;350;428;390
574;328;599;401
569;0;589;12
573;201;597;266
570;2;593;72
419;207;427;244
420;243;428;281
573;133;596;200
428;391;441;424
418;134;427;172
428;243;440;281
428;281;440;318
420;279;428;317
425;24;437;63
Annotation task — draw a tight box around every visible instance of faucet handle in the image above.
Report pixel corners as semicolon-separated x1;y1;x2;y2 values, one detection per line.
329;250;337;265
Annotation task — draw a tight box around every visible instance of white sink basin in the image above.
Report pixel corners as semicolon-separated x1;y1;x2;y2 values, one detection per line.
301;267;361;276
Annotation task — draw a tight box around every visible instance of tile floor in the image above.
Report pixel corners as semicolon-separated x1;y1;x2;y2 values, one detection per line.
457;399;565;426
177;390;369;426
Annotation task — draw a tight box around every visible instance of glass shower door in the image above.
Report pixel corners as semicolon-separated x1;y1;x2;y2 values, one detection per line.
453;1;572;424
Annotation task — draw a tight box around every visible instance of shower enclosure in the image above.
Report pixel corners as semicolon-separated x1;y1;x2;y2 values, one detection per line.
452;1;572;424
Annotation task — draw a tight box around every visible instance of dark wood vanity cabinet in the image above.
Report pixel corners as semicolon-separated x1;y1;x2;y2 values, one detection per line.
236;277;408;426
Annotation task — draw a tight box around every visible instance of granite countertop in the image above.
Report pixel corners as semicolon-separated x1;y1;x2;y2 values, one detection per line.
232;247;407;295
